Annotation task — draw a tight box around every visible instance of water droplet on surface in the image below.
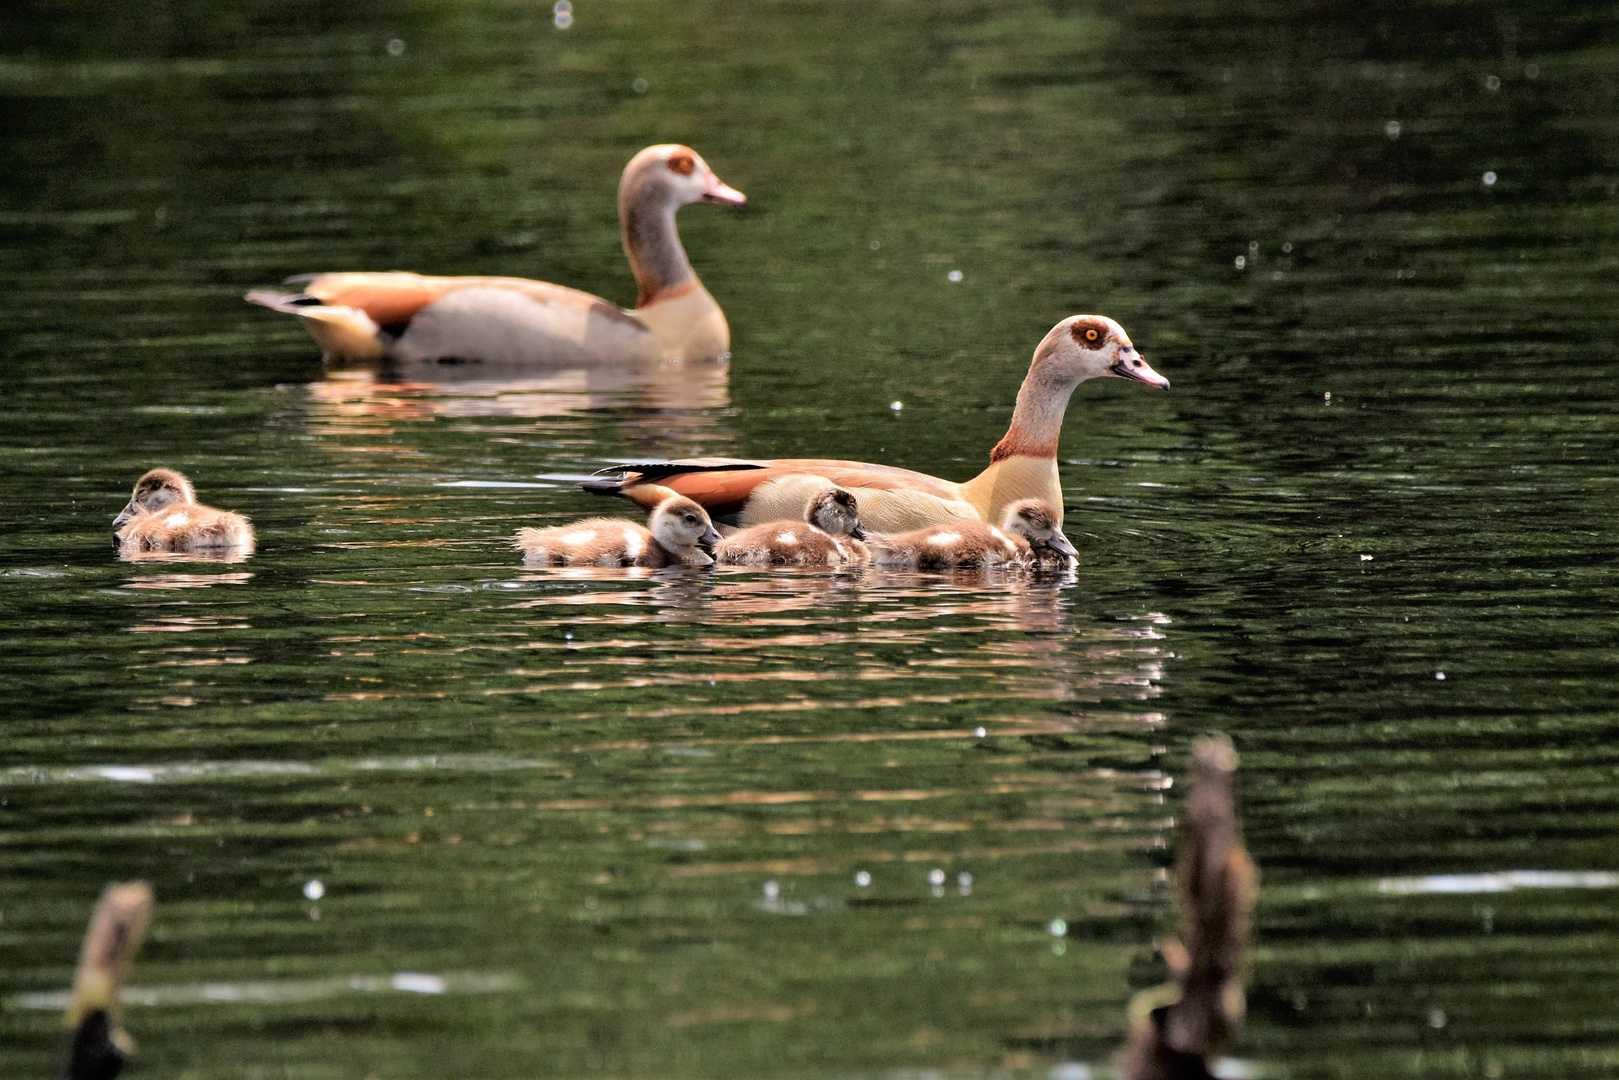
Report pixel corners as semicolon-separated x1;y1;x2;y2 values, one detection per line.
303;879;325;901
1385;119;1402;138
1234;255;1246;270
763;880;780;900
632;77;649;94
928;868;946;886
947;270;963;282
1048;917;1067;937
1483;171;1498;186
1485;74;1501;91
854;870;872;887
386;39;405;57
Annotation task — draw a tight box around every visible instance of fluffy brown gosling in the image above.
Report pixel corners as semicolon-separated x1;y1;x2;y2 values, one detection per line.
714;486;869;567
113;469;255;555
868;498;1075;569
516;495;720;567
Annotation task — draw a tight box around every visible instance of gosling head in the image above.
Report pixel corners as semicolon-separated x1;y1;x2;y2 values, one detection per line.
113;468;196;531
1034;315;1170;391
805;487;866;540
1002;499;1078;561
650;496;722;556
623;144;747;212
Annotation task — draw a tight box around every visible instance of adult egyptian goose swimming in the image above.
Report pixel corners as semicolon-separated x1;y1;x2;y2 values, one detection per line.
113;469;256;555
868;498;1077;570
246;145;746;365
516;495;721;567
581;315;1168;531
714;485;869;567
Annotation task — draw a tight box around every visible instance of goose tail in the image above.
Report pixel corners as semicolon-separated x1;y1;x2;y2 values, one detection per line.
245;290;387;362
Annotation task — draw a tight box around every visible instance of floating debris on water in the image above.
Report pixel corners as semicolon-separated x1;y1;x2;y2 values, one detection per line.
947;270;963;282
1435;671;1446;681
553;1;573;29
1483;171;1498;186
1360;554;1373;561
386;38;405;57
854;870;871;887
632;77;649;94
1385;119;1402;138
1048;917;1067;937
1484;74;1501;91
927;868;946;886
303;879;325;901
763;880;780;900
1234;255;1246;270
974;725;987;737
889;400;903;412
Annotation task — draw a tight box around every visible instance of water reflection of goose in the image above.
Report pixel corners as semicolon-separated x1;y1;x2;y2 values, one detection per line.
583;315;1170;531
112;469;255;559
246;145;746;366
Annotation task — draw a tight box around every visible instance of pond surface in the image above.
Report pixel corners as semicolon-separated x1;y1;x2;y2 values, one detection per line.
2;1;1618;1077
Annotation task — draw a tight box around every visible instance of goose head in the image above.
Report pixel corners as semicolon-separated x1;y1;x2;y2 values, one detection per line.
113;468;195;531
1002;499;1079;561
806;487;866;540
1033;316;1170;392
650;495;723;557
622;145;747;212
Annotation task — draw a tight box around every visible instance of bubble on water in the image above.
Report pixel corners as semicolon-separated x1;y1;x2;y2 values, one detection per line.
974;726;987;738
1436;671;1447;681
1323;391;1332;402
763;880;780;900
386;39;405;57
1048;917;1068;937
1484;74;1501;91
632;77;649;94
1282;241;1293;253
928;868;946;886
553;1;573;28
947;270;963;282
1248;240;1259;253
1234;255;1246;270
1428;1007;1447;1028
1483;171;1498;186
869;239;881;250
1360;554;1373;561
1524;63;1539;79
890;401;903;412
303;879;325;901
1385;119;1402;138
854;870;872;887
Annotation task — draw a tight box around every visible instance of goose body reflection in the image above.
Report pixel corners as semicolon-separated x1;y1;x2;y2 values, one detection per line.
867;498;1075;570
247;145;745;365
112;469;255;558
584;315;1168;530
516;495;721;567
714;486;869;567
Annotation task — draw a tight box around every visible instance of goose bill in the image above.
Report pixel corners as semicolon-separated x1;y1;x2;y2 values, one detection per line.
112;504;138;531
701;174;747;206
1109;354;1171;390
699;524;723;549
1048;531;1079;559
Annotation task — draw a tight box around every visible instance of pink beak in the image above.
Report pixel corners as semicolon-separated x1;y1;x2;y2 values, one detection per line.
701;170;747;206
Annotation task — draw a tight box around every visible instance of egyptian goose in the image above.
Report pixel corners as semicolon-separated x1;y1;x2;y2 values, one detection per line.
246;145;746;365
581;315;1168;531
516;495;721;567
113;469;256;555
868;498;1076;569
714;485;869;567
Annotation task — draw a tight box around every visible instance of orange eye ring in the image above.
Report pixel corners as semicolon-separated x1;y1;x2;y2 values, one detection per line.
1084;328;1099;342
668;153;696;176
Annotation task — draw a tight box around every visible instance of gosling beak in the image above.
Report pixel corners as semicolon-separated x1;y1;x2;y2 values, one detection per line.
1048;531;1079;560
701;170;747;206
699;524;722;549
112;504;137;531
1109;348;1171;391
850;524;868;541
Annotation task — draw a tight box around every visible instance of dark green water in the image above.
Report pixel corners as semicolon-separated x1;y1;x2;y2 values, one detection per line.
3;1;1618;1077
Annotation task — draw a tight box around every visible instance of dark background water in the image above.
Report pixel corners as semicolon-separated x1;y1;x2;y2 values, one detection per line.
2;1;1617;1077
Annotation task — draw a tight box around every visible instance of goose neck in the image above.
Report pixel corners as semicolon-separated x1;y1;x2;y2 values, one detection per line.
621;184;697;309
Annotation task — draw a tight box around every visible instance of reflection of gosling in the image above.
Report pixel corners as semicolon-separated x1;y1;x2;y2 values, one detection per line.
869;499;1076;569
715;486;869;567
517;495;721;567
113;469;255;554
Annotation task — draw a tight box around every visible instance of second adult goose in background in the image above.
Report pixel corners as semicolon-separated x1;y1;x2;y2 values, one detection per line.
247;145;746;365
582;315;1168;531
867;498;1076;570
516;495;721;567
113;468;255;555
714;485;868;567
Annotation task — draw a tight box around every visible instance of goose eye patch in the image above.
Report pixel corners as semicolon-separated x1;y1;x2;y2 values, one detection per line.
668;154;696;176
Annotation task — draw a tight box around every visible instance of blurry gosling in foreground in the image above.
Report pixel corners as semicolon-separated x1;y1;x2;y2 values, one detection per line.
113;469;255;555
868;498;1076;570
715;485;869;567
517;495;721;567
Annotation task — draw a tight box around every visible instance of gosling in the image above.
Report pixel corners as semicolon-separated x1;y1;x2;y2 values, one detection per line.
714;486;869;567
868;499;1076;570
113;468;255;554
516;495;721;567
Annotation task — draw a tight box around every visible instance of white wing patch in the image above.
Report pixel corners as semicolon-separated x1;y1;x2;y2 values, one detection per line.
926;531;962;548
774;531;799;546
163;512;192;528
623;528;645;559
559;528;597;546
